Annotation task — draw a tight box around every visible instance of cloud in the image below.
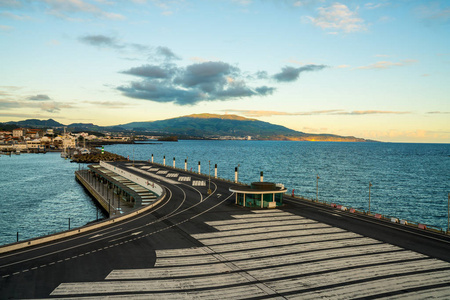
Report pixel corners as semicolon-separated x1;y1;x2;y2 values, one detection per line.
416;3;450;24
39;101;73;113
0;11;31;20
27;94;51;101
0;0;22;8
364;2;390;10
0;25;13;32
155;46;180;61
222;109;410;117
335;110;410;115
118;61;276;105
307;3;366;33
427;111;450;114
273;64;327;82
79;34;123;49
0;99;21;109
39;0;125;20
84;100;133;108
121;64;176;79
357;60;418;70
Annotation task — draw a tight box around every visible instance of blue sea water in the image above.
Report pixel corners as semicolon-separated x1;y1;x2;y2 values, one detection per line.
0;152;106;245
106;141;450;230
0;141;448;246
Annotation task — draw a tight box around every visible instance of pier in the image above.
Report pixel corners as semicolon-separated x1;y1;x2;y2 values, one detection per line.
1;160;450;298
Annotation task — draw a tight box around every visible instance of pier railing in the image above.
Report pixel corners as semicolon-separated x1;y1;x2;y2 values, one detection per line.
287;193;448;235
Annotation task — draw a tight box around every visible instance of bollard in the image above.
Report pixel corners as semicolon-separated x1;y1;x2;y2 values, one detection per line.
185;159;187;171
173;157;176;168
260;171;264;182
163;155;166;166
215;164;217;179
235;167;238;183
198;161;201;174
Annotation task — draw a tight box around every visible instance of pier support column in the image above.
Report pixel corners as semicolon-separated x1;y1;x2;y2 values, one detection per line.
173;157;176;168
215;164;217;179
185;159;187;171
198;161;201;174
235;167;238;183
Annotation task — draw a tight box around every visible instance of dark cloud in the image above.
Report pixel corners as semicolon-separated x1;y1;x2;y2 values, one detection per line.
255;70;269;79
79;34;123;49
27;94;51;101
174;61;237;92
121;64;176;79
273;64;327;82
0;100;21;109
118;61;275;105
118;81;204;105
156;46;180;60
255;86;275;95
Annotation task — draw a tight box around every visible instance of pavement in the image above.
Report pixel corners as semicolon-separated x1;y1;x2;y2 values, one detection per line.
1;160;450;299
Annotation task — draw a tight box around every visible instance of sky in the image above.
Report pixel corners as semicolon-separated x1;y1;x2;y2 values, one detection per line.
0;0;449;143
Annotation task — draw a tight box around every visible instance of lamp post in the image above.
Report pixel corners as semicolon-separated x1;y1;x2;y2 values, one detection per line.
368;182;373;215
208;160;212;195
316;174;320;202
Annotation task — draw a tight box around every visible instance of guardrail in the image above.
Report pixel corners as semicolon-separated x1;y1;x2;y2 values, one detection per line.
287;193;449;236
0;169;166;255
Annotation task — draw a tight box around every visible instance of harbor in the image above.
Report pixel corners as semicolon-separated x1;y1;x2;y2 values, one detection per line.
1;159;450;298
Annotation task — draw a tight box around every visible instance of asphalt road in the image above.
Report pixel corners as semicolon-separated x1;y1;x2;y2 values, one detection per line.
1;161;449;299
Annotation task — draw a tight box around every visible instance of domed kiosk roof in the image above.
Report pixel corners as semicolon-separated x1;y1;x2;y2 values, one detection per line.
229;182;287;194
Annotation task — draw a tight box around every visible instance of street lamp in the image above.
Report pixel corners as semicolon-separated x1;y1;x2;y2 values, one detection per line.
208;160;212;194
368;182;373;214
316;174;320;202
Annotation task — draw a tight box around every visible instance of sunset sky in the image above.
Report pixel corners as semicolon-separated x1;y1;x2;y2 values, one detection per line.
0;0;449;143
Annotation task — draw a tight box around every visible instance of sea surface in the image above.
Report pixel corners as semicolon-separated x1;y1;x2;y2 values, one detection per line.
0;141;448;246
106;141;449;230
0;152;106;246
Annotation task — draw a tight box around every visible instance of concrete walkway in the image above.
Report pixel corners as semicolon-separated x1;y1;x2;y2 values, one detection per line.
51;209;450;299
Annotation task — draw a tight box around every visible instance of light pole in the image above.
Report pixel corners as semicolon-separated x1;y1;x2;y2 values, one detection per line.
208;160;212;195
316;174;320;202
368;182;373;215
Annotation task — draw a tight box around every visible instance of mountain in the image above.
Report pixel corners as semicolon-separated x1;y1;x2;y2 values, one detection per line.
119;113;369;142
5;118;63;128
1;114;372;142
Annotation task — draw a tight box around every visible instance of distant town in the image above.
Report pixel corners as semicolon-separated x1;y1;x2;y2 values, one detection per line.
0;127;253;155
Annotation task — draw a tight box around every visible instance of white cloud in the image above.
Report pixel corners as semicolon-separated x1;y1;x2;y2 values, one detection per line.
39;0;125;20
357;60;418;70
307;3;366;33
0;25;13;31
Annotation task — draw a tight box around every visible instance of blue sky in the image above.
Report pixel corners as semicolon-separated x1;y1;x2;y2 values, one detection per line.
0;0;449;143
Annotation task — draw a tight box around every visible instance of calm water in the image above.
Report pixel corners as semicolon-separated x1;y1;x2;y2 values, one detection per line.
0;141;448;246
107;141;449;229
0;152;106;245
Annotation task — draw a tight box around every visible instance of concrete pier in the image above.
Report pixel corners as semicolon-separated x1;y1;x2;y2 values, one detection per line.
1;160;450;299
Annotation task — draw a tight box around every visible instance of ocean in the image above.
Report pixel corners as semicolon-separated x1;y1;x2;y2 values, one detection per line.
0;141;448;245
0;152;106;245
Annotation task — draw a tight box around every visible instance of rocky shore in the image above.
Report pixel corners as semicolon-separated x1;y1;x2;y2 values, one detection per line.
71;150;127;163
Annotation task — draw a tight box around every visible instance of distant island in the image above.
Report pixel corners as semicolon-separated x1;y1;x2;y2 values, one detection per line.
0;113;375;142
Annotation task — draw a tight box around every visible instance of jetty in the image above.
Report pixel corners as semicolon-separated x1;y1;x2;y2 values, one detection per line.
1;160;450;299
